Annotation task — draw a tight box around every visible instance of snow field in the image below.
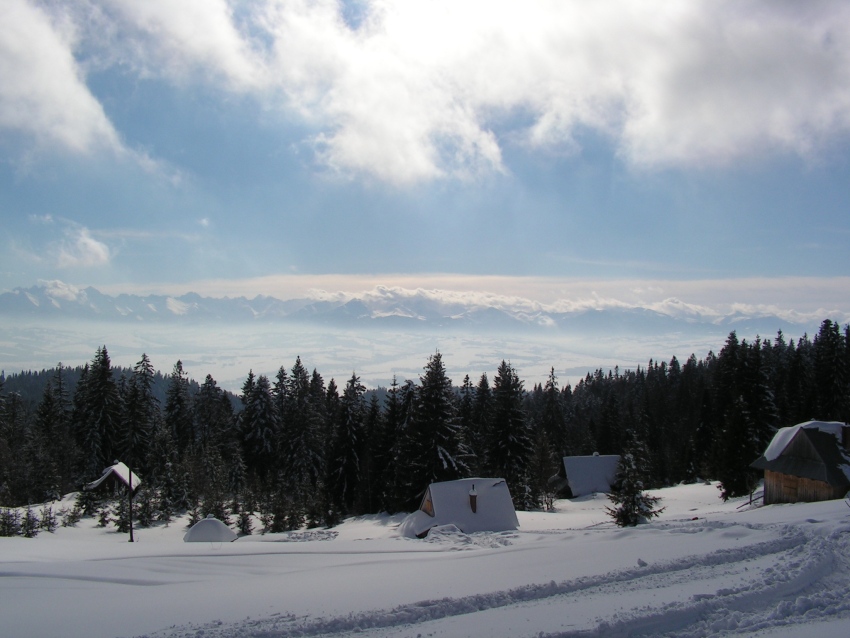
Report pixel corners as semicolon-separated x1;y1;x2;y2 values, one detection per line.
2;483;850;637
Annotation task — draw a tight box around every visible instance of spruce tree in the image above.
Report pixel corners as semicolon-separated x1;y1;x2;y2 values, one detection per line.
280;358;323;505
408;353;470;494
165;361;194;456
79;347;123;479
606;429;664;526
358;393;384;513
389;379;418;511
240;374;278;484
486;360;533;509
195;374;231;452
457;375;479;473
471;373;493;469
122;354;159;477
329;373;366;516
541;367;567;456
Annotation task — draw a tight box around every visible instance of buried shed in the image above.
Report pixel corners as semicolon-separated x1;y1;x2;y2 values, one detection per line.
184;515;238;543
399;478;519;538
549;454;620;498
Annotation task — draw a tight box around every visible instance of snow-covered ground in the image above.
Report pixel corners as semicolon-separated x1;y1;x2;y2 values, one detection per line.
3;483;850;638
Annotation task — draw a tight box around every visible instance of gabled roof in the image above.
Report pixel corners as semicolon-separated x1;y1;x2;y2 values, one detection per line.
562;455;620;497
84;461;142;492
751;421;850;487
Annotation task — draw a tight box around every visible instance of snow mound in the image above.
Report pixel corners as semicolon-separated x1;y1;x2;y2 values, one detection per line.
184;516;237;543
421;524;516;549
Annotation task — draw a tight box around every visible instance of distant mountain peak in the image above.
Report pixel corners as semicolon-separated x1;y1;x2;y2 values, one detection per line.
0;280;821;339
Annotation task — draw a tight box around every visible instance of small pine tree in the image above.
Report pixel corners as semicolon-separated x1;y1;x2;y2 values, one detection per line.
135;487;155;528
259;508;274;534
22;507;40;538
606;431;664;527
113;493;130;533
201;492;231;525
237;509;254;536
97;506;112;528
0;508;22;536
39;505;58;533
75;489;101;517
186;500;202;528
60;505;82;527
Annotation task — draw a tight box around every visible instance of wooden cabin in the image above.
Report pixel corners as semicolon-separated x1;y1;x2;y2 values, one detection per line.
751;421;850;505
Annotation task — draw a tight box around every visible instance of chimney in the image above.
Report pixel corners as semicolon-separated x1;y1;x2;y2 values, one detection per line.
469;484;477;513
843;425;850;452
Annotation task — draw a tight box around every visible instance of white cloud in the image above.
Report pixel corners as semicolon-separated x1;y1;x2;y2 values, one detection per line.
255;0;850;180
55;226;111;268
0;0;121;154
38;278;83;302
99;0;268;91
6;0;849;182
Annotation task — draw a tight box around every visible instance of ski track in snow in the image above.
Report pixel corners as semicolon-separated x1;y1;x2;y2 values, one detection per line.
140;520;850;638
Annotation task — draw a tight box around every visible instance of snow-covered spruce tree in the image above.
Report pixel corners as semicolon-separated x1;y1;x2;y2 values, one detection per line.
606;430;664;527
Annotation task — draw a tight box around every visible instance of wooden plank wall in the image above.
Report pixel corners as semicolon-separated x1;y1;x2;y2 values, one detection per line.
764;470;845;504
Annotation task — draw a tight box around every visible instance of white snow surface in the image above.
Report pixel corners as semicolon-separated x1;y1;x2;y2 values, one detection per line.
3;483;850;638
763;421;847;462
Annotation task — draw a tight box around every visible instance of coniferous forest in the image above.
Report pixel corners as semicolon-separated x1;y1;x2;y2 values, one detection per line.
1;319;849;533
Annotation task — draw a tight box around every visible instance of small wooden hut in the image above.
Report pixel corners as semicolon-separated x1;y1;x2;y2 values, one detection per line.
750;421;850;505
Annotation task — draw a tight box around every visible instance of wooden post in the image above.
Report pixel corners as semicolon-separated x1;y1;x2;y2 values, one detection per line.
128;465;134;543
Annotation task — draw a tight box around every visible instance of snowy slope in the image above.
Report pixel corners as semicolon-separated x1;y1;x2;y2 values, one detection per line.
2;483;850;638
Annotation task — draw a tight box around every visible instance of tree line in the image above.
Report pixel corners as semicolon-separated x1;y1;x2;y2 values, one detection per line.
0;319;848;531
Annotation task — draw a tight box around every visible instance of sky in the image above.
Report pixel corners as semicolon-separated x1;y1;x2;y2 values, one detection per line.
2;0;850;314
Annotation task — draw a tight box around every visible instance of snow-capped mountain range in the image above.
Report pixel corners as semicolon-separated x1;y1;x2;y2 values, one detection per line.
0;280;825;339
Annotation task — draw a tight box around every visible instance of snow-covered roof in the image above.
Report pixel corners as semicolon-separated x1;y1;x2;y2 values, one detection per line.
84;462;142;492
562;455;620;497
399;478;519;538
762;421;846;462
184;516;238;543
